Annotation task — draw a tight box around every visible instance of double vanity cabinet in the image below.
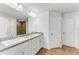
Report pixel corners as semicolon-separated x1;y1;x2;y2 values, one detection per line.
0;33;44;55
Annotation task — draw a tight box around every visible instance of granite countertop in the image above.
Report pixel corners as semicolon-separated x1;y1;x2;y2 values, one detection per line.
0;33;42;52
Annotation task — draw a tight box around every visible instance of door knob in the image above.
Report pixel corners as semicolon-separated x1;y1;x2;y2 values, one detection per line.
51;33;53;36
62;32;64;34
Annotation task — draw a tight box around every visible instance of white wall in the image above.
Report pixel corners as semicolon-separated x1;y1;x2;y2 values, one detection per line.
62;13;75;47
0;12;28;41
28;11;62;49
49;11;79;48
62;12;79;48
28;10;79;49
0;14;16;39
28;11;50;48
8;18;16;37
74;12;79;48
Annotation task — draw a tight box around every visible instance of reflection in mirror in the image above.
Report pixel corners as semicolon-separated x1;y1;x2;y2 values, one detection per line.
17;20;28;35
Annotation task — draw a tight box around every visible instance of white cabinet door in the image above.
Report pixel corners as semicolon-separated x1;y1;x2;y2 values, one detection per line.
35;36;42;51
49;12;62;48
40;35;45;48
31;38;38;55
0;44;24;55
23;40;32;55
31;36;41;55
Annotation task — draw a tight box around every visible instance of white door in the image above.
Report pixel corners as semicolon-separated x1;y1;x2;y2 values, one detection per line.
49;12;62;48
62;14;75;46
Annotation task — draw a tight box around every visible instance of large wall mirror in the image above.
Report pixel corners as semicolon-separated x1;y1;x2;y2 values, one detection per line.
16;20;28;35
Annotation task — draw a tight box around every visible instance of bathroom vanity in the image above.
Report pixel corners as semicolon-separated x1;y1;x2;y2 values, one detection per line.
0;32;44;55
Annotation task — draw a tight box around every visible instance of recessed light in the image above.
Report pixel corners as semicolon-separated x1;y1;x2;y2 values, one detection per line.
28;11;37;17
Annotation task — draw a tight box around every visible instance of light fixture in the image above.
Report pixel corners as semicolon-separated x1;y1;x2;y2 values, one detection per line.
16;5;23;11
3;3;23;11
3;3;17;8
28;11;37;17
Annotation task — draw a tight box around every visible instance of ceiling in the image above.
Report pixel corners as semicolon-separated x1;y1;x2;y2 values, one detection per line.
0;3;28;20
0;3;79;19
22;3;79;13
